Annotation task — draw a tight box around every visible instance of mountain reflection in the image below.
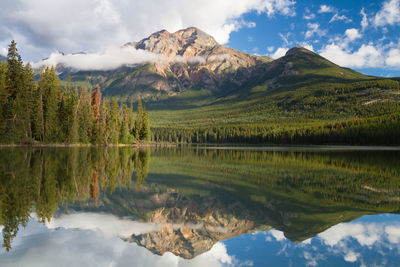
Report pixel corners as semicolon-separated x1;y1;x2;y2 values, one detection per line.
0;146;399;258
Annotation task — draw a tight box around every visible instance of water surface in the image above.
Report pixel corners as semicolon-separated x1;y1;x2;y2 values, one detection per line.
0;146;399;266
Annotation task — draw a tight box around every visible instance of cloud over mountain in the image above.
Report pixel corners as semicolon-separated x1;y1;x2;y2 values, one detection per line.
0;0;295;62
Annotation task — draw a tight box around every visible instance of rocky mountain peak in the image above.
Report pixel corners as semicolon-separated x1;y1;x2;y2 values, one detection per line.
285;46;314;57
134;27;219;59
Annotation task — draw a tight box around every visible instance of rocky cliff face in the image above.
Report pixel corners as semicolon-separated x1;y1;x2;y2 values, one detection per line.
123;27;266;95
60;27;271;99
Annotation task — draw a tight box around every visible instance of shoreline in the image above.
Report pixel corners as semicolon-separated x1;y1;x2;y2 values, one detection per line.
0;142;175;148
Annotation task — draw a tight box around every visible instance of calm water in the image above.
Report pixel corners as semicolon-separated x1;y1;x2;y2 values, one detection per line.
0;146;399;266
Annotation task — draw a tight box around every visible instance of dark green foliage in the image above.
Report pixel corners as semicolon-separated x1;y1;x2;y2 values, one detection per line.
119;104;135;144
0;41;151;145
2;40;26;142
133;99;143;139
133;99;151;142
107;98;121;144
77;87;93;143
152;113;400;145
140;107;151;141
38;67;61;142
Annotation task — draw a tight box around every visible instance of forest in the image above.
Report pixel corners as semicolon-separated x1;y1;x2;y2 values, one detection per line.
0;41;150;145
152;113;400;145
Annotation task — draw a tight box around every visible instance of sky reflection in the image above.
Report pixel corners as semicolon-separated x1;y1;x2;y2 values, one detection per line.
1;213;399;266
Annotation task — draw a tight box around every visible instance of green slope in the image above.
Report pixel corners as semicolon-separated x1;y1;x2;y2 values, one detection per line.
147;48;399;127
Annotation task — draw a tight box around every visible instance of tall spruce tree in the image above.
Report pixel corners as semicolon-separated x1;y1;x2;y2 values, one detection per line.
139;107;151;141
22;63;35;140
134;99;143;140
38;67;61;142
4;40;25;142
107;98;120;144
0;61;7;139
77;87;93;143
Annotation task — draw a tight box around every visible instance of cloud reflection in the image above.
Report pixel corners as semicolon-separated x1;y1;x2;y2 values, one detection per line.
0;213;238;267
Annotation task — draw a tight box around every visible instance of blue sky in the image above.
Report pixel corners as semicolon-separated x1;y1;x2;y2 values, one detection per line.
1;0;400;77
227;0;400;77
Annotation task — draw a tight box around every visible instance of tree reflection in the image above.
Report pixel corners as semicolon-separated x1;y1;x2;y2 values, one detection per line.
0;147;150;251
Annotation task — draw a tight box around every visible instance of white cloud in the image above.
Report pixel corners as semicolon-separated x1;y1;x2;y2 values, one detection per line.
0;47;7;56
0;0;296;61
46;212;169;238
329;14;352;23
386;48;400;68
270;47;288;59
318;5;335;13
385;225;400;243
279;32;293;46
345;28;362;42
318;223;385;247
32;46;164;71
319;43;384;68
344;251;360;262
305;23;326;38
298;42;314;51
32;45;234;71
374;0;400;27
267;46;275;52
269;229;286;241
303;13;316;20
360;8;368;30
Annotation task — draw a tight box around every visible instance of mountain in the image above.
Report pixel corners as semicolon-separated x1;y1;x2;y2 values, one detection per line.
59;27;375;103
59;27;272;100
0;55;6;62
57;27;400;145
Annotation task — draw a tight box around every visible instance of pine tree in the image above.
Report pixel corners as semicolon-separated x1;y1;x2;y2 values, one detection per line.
4;40;25;142
98;99;110;144
119;104;134;144
91;86;101;143
22;63;35;140
139;107;151;141
38;67;61;142
107;98;120;144
0;61;7;139
133;99;143;140
77;87;93;143
59;87;79;143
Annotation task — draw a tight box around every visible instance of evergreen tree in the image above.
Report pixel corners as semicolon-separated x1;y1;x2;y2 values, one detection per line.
139;107;151;141
97;99;110;144
119;104;134;144
107;98;120;144
38;67;61;142
59;87;79;143
133;99;143;140
4;40;25;142
77;87;93;143
22;63;35;140
91;86;101;143
0;61;7;139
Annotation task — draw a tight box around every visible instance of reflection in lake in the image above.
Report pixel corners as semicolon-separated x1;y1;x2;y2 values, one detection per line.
0;146;399;266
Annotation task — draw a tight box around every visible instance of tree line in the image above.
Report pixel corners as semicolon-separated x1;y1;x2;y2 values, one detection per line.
152;113;400;145
0;41;150;144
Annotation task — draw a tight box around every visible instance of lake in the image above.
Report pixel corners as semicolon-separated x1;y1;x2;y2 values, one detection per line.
0;146;399;266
